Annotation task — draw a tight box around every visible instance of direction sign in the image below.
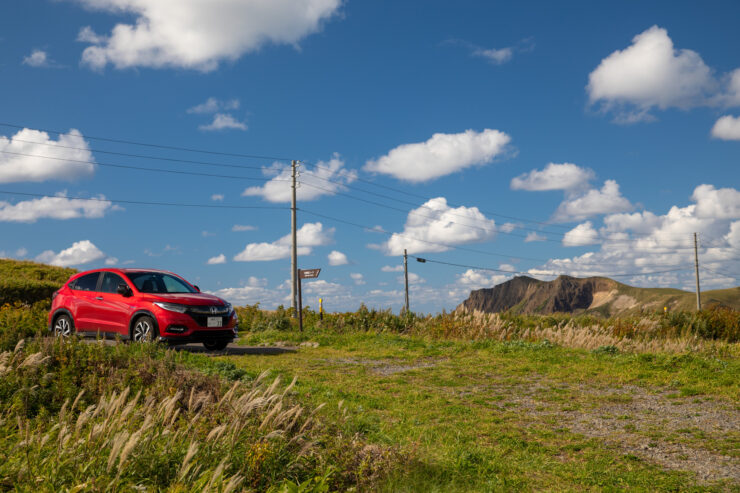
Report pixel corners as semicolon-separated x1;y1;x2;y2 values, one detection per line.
299;268;321;279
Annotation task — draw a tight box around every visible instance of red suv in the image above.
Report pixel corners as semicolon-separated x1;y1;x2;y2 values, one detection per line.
48;268;238;351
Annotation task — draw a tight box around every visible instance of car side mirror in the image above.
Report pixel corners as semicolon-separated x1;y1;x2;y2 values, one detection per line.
194;285;201;292
117;283;132;296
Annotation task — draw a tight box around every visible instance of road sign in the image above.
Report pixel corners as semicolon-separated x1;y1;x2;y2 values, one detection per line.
299;268;321;279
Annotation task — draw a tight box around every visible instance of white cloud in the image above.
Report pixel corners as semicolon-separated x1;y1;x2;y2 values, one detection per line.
199;113;247;131
211;194;225;201
207;253;227;264
0;128;95;183
23;49;54;67
563;221;599;246
529;184;740;289
75;0;342;71
382;197;495;255
711;115;740;140
234;222;333;261
381;265;403;272
510;163;594;191
473;47;512;65
350;273;365;285
105;257;118;265
364;129;511;182
15;248;28;258
212;277;287;307
232;224;257;232
691;184;740;219
327;250;348;266
456;269;511;291
398;272;425;285
553;180;632;222
36;240;105;267
201;231;216;237
0;193;114;223
188;97;240;114
243;153;356;202
499;222;517;233
587;26;716;122
524;232;546;243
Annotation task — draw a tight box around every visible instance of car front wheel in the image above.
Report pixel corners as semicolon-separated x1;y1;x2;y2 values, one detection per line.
53;314;74;338
203;340;229;351
132;316;157;342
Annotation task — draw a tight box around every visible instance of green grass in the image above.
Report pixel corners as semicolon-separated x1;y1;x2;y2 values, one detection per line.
0;259;75;305
225;327;739;491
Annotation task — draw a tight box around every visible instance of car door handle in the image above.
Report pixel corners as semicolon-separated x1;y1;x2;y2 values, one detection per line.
95;296;103;300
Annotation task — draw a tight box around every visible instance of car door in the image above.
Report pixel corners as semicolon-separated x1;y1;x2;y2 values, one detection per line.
93;272;135;336
69;272;102;331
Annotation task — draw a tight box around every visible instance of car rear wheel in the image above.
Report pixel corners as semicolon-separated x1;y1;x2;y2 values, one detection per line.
132;316;157;342
203;340;229;351
53;314;73;338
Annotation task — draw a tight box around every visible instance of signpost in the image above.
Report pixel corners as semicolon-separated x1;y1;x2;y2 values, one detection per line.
297;268;321;331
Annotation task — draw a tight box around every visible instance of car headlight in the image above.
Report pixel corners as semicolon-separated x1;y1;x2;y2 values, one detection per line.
153;302;188;313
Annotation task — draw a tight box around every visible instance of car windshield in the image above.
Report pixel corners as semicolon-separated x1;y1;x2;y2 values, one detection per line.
125;272;196;294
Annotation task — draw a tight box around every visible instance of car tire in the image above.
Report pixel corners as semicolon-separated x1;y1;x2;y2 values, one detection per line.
53;314;74;338
132;315;158;343
203;340;229;351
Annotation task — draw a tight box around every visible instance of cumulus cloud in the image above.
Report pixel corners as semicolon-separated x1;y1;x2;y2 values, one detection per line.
105;257;118;265
711;115;740;140
199;114;247;131
553;180;632;222
327;250;348;266
0;193;114;223
211;194;225;201
587;25;740;123
36;240;105;267
587;26;716;122
212;276;288;307
381;265;403;272
350;273;365;285
243;153;356;202
473;47;512;65
382;197;495;255
510;163;594;191
456;269;511;291
563;222;599;246
207;254;227;264
75;0;342;71
529;183;740;289
0;128;95;183
234;222;333;261
364;129;511;182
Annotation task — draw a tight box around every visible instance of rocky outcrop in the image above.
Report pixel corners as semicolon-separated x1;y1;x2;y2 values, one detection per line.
457;275;619;314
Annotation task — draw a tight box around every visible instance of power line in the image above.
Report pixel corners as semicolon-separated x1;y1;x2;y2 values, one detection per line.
702;265;740;279
0;150;285;182
0;190;288;210
0;122;293;162
408;254;690;278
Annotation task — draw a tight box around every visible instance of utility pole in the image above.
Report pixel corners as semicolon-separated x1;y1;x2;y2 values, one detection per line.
694;232;701;311
291;160;298;318
403;249;409;314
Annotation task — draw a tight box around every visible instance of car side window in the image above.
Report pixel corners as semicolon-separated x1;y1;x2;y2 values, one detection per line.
100;272;126;294
72;273;100;292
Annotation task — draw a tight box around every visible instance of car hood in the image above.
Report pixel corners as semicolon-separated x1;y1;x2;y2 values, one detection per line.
141;293;227;306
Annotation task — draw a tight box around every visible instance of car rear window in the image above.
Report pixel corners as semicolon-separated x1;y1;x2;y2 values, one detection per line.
125;272;196;293
71;272;100;291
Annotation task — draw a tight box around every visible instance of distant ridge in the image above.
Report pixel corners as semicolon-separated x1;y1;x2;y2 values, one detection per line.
456;275;740;316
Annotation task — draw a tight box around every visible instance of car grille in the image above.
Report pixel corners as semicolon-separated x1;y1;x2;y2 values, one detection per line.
185;305;231;327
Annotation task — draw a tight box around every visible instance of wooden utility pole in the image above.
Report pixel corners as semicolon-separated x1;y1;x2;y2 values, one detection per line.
403;249;409;314
694;232;701;311
291;160;298;317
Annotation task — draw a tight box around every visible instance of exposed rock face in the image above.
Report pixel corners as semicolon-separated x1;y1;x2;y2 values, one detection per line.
457;275;619;314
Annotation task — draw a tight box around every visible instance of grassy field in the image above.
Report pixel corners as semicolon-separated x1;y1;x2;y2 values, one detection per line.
222;322;739;492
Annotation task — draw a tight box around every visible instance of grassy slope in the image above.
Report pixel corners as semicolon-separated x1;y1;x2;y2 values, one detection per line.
228;328;739;492
0;259;76;305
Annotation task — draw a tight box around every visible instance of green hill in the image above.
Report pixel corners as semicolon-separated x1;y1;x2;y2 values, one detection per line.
0;258;77;305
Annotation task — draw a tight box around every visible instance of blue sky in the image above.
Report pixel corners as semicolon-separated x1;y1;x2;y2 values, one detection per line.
0;0;739;312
